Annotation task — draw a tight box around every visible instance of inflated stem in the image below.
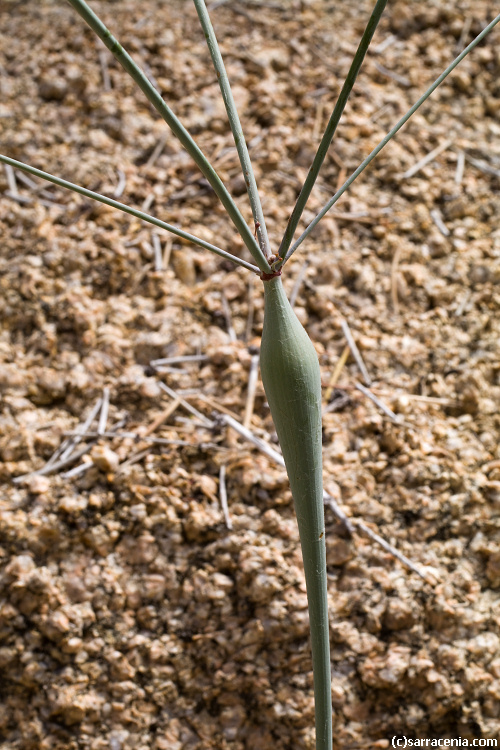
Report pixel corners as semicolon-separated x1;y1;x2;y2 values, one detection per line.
260;276;331;750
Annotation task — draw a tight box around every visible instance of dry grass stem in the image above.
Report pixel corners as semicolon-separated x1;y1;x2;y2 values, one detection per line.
465;152;500;178
195;393;246;423
163;235;173;268
145;133;168;167
98;48;111;91
430;208;450;236
54;397;103;464
63;430;190;446
4;162;18;194
455;290;472;317
454;149;465;184
221;291;237;342
117;447;151;471
323;495;354;537
142;399;182;436
245;278;255;343
158;382;215;428
151;355;208;367
354;519;436;584
373;33;397;53
402;138;453;179
324;345;350;402
13;444;96;483
218;464;233;530
97;387;110;436
61;460;94;479
341;319;372;385
289;260;309;309
374;62;410;87
113;168;127;198
141;192;155;213
355;381;402;424
152;232;163;271
243;352;260;429
222;413;284;466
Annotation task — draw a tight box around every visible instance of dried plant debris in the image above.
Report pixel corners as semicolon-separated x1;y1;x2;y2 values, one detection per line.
1;1;500;748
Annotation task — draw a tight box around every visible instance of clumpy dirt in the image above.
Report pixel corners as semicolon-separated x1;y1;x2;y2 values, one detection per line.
1;0;499;748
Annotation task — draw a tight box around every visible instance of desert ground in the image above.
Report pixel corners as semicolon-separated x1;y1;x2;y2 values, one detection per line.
0;1;499;747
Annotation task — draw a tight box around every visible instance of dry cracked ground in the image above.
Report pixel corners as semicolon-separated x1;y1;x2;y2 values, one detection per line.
0;0;499;748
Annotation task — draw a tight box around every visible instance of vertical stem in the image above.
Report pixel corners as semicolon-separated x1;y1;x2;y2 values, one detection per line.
278;0;387;262
193;0;272;259
282;10;500;265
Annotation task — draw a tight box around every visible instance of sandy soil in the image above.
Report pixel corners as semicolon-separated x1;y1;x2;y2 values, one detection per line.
1;1;499;748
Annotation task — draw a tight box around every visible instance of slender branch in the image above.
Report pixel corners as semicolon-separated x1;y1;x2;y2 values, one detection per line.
282;12;500;265
65;0;271;273
278;0;387;261
0;154;260;274
193;0;271;259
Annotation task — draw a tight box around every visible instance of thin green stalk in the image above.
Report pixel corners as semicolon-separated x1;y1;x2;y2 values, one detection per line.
193;0;271;259
278;0;387;261
281;11;500;266
65;0;271;274
0;154;260;275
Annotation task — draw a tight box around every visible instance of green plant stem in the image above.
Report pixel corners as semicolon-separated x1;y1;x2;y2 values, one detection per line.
281;11;500;265
193;0;271;259
278;0;387;261
0;154;260;275
65;0;270;274
260;276;331;750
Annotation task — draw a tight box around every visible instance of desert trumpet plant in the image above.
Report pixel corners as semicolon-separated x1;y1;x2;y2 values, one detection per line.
260;272;331;748
1;1;499;748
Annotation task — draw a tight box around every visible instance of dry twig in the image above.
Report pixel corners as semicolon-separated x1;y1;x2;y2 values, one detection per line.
289;260;309;308
355;381;402;423
402;138;453;179
159;382;215;428
98;387;110;435
98;48;111;91
324;345;350;402
243;351;260;429
353;519;435;584
13;444;96;483
454;149;465;185
151;354;208;367
152;232;163;272
219;464;232;530
430;208;450;236
113;169;127;198
341;319;372;385
221;291;237;342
